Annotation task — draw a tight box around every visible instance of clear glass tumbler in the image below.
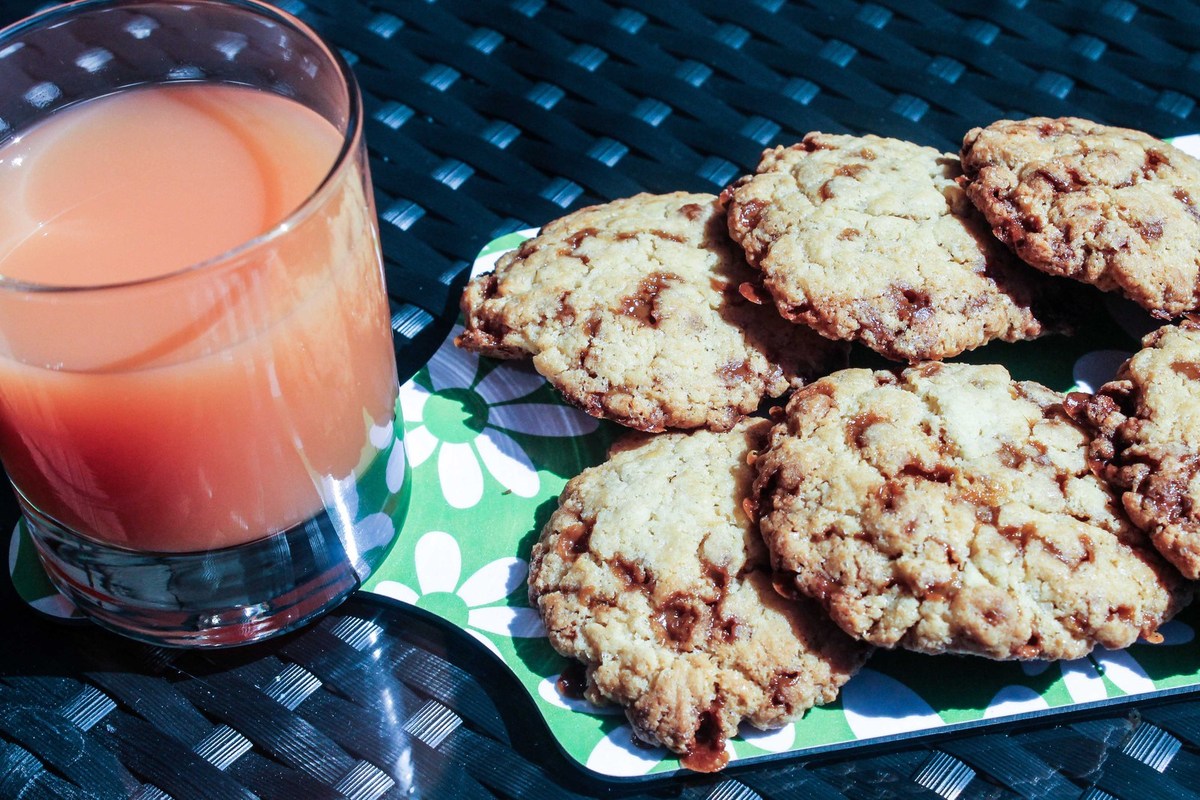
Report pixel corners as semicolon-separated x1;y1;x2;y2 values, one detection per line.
0;0;407;646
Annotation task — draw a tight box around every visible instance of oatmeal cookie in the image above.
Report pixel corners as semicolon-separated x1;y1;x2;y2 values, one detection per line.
456;192;844;432
528;420;869;772
961;117;1200;317
754;363;1188;660
1066;321;1200;578
721;133;1064;362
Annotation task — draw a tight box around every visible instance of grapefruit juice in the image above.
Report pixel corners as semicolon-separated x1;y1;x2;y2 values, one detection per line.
0;83;399;553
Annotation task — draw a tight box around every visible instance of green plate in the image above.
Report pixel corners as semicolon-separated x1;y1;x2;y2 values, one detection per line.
361;191;1200;779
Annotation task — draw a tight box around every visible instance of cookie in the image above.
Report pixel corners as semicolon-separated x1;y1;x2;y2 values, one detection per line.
753;363;1188;661
456;192;844;432
1065;321;1200;578
528;420;869;772
721;133;1064;362
961;117;1200;318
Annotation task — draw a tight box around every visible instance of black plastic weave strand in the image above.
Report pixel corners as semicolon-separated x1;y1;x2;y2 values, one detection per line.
4;0;1200;798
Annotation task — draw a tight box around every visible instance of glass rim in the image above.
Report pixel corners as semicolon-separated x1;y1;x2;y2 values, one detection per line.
0;0;364;295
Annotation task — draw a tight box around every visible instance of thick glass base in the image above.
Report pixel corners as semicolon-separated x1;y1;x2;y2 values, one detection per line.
16;455;408;647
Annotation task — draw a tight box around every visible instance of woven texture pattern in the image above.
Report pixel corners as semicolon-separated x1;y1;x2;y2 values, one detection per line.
317;0;1200;362
7;589;1200;800
303;0;1200;370
3;0;1200;797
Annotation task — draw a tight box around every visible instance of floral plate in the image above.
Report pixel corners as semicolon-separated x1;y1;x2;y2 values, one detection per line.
366;166;1200;775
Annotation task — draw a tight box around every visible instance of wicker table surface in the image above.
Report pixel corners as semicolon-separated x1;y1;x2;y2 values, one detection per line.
4;1;1200;797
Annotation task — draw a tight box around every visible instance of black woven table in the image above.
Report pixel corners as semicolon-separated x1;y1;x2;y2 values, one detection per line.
4;1;1200;797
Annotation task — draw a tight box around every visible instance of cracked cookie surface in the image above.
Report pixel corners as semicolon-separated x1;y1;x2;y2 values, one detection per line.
961;117;1200;317
753;363;1188;660
1066;321;1200;579
721;133;1063;362
456;192;844;432
528;420;869;771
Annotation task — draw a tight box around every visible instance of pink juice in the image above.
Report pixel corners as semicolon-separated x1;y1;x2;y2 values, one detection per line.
0;83;398;552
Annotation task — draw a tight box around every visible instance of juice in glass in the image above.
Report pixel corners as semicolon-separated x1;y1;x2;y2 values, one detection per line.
0;0;405;646
0;83;397;553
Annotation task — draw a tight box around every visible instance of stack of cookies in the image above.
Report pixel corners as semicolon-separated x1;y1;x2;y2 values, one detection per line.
456;117;1200;772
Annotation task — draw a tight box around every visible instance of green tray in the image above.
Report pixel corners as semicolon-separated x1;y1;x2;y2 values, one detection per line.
353;219;1200;779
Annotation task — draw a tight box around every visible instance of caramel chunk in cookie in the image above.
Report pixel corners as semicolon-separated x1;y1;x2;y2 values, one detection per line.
961;117;1200;317
1066;320;1200;578
754;363;1188;660
722;133;1066;362
457;192;844;432
529;421;869;771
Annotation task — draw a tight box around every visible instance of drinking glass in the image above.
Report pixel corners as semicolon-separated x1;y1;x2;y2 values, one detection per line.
0;0;407;646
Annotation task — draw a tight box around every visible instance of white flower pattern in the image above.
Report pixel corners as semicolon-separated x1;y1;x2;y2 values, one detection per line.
585;726;668;777
400;327;597;509
841;668;944;739
372;530;544;658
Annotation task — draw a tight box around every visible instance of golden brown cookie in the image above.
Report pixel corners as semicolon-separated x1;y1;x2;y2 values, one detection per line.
1066;320;1200;578
753;363;1189;661
721;133;1065;362
961;117;1200;318
528;420;869;771
456;192;844;432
